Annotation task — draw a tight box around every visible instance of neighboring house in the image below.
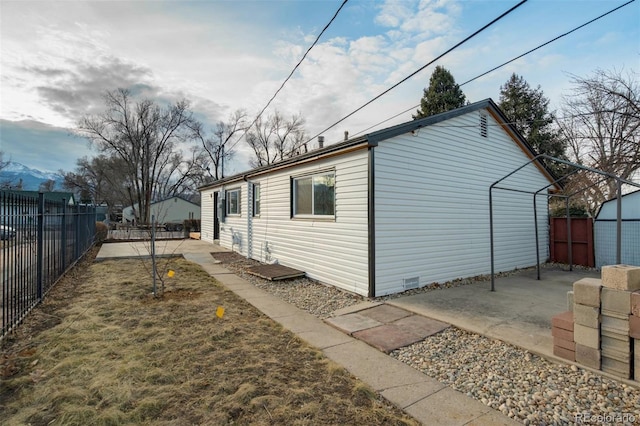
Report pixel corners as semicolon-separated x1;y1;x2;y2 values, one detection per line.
122;196;201;225
1;190;78;228
594;189;640;268
1;190;76;206
198;99;557;297
1;190;76;217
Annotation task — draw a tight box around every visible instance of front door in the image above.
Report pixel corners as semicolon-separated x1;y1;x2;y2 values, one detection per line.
213;192;220;240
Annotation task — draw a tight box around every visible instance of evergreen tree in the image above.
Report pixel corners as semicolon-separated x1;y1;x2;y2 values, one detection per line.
413;66;467;119
498;73;565;165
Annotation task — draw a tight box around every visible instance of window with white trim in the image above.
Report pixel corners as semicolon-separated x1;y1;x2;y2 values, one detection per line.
253;184;261;216
226;188;240;215
292;171;335;217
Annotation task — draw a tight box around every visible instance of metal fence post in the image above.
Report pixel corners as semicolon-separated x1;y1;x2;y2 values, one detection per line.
61;199;67;270
36;193;44;301
151;214;157;297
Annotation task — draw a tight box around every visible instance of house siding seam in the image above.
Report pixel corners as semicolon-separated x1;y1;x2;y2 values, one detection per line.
203;150;370;296
373;109;550;296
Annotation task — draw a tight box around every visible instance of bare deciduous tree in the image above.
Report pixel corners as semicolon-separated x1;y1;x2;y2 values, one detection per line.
38;179;56;192
77;89;200;224
558;69;639;213
190;109;247;180
245;111;306;168
62;155;130;208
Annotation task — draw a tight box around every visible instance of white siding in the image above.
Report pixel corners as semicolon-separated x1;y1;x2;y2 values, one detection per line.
200;189;215;243
595;190;640;268
373;110;551;296
122;197;200;224
213;149;370;296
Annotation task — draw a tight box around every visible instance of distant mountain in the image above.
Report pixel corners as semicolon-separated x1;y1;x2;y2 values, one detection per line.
0;162;64;191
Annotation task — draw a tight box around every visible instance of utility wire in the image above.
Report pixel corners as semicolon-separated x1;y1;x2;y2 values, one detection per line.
303;0;528;145
351;0;635;138
226;0;349;155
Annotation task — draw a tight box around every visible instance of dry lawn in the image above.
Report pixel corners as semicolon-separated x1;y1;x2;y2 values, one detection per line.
0;248;417;426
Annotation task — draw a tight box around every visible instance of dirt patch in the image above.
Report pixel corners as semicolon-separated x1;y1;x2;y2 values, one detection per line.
0;252;417;425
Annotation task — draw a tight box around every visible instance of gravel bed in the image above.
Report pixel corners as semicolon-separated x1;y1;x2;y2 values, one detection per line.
211;252;364;318
212;252;639;425
391;328;640;426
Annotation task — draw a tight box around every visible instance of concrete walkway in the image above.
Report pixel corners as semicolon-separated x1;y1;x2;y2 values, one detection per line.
96;240;519;425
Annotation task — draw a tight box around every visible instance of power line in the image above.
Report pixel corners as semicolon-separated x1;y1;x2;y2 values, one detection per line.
303;0;528;145
226;0;349;155
352;0;636;138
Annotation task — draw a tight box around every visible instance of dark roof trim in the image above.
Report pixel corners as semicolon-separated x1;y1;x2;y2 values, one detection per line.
198;135;369;190
198;98;557;191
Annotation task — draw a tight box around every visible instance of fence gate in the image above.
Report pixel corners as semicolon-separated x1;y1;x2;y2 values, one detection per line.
549;217;594;267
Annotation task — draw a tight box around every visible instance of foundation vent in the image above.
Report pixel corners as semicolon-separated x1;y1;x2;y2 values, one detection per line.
403;276;420;290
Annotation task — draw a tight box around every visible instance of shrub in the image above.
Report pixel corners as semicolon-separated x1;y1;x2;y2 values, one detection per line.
95;222;109;242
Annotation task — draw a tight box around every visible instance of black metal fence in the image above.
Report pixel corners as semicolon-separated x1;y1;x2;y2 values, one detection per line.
1;191;96;338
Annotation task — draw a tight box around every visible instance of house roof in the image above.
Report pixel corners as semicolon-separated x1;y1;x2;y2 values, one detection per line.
123;196;201;211
198;98;556;190
0;190;76;205
150;195;201;207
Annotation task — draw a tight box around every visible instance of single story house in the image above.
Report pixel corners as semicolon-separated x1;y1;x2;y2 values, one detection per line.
123;196;200;226
198;99;557;297
594;189;640;268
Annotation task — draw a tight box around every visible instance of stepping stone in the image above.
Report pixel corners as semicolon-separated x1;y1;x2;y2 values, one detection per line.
392;315;449;339
353;324;424;353
324;313;383;334
359;304;413;323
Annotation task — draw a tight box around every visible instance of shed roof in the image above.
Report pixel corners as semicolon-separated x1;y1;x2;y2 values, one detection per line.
595;189;640;220
198;98;556;191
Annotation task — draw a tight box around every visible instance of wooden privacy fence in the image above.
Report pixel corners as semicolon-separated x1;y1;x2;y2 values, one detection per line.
549;217;595;267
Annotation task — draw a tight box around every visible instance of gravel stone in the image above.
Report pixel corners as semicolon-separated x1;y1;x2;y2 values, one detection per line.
214;252;639;425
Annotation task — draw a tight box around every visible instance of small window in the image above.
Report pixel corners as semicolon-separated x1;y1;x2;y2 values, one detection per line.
226;188;240;215
253;184;261;216
292;172;335;217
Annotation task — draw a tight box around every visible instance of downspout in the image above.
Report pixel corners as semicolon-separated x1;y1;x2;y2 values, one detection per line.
367;146;376;298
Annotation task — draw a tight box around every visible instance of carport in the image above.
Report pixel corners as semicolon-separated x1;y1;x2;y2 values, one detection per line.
489;154;640;290
387;155;640;361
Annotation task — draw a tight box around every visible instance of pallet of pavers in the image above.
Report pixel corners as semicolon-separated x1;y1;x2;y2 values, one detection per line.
572;277;602;370
631;288;640;382
566;265;640;381
551;310;575;361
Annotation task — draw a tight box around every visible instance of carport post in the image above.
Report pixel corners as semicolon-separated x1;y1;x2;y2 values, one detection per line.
489;186;495;292
566;198;573;272
533;193;540;280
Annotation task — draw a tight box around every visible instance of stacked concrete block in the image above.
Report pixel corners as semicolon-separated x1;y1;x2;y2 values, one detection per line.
566;290;574;312
632;291;640;381
601;265;640;291
573;278;602;369
601;268;636;379
551;311;575;361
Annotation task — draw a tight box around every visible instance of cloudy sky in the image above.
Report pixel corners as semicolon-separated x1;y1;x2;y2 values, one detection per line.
1;0;638;175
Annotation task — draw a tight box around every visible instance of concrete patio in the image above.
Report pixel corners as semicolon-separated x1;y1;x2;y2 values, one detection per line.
386;266;600;360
